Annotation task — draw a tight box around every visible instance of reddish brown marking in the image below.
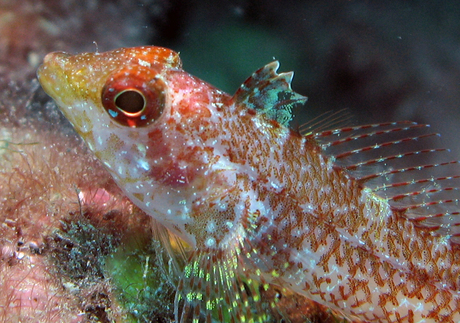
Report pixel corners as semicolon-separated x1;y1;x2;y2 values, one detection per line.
177;92;212;118
147;128;170;158
149;161;191;186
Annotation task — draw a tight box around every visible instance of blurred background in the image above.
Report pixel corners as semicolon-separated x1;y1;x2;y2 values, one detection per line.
0;0;460;146
1;0;460;322
4;0;460;152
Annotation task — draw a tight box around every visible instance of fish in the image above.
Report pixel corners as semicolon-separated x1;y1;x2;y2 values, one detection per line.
37;46;460;323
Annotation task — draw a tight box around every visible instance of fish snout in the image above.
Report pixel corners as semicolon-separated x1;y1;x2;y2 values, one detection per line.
37;52;75;110
42;51;71;67
38;52;72;80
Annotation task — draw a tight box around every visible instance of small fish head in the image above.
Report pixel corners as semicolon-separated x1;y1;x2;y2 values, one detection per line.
37;46;181;133
37;46;234;246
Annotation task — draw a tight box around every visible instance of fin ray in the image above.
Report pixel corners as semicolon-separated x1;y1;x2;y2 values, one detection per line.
174;247;266;322
299;108;353;136
312;121;460;241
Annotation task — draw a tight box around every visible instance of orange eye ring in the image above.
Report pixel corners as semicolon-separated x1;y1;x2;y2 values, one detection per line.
101;66;165;127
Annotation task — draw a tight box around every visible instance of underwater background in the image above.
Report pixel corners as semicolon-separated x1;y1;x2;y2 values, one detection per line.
1;0;460;322
4;0;460;154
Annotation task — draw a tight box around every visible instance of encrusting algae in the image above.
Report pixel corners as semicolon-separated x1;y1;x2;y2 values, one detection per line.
38;46;460;322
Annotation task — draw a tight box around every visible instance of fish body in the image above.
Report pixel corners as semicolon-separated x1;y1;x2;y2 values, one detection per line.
38;46;460;322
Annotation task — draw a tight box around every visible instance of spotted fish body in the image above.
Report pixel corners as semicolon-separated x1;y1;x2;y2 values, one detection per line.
38;46;460;322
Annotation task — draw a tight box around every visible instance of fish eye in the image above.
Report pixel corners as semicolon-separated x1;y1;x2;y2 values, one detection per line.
101;67;165;127
115;89;146;116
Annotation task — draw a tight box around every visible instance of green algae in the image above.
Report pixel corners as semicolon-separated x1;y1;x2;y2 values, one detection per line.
105;230;175;323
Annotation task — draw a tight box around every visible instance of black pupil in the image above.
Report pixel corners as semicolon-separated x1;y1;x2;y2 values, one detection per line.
115;90;145;114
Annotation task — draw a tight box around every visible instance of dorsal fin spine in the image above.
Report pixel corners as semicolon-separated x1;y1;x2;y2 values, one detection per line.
232;61;307;127
390;187;460;201
315;121;418;138
299;109;353;136
356;161;459;182
334;133;439;159
343;148;448;170
372;175;460;192
321;123;430;148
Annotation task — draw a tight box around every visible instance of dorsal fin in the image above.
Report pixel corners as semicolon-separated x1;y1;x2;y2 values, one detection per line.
299;108;353;136
232;61;308;127
309;121;460;243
